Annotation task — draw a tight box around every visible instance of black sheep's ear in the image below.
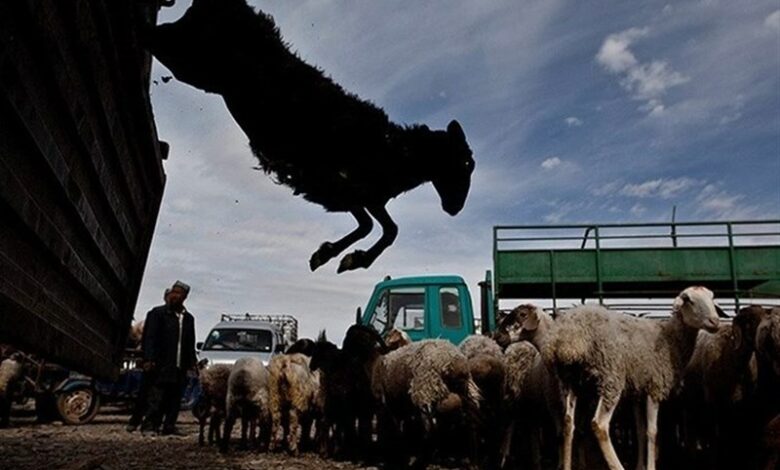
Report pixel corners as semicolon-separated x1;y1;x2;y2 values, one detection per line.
447;120;466;142
731;321;743;350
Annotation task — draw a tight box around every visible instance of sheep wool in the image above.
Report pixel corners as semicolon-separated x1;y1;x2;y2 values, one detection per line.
375;339;480;412
0;357;22;396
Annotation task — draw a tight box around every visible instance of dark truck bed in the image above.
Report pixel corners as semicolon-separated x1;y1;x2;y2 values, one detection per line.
0;1;166;378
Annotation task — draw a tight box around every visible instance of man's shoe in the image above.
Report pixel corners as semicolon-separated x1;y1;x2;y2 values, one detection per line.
161;427;187;437
140;425;157;437
126;423;138;433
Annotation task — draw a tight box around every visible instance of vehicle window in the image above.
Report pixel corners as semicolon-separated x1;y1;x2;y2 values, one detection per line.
440;287;462;328
369;290;390;333
369;287;426;333
202;328;273;352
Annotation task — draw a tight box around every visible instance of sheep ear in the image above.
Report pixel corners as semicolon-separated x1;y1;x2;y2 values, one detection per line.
732;323;743;350
523;308;540;331
447;120;466;142
673;295;685;312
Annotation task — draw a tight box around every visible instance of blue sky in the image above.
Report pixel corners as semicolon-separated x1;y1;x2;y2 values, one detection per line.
136;0;780;343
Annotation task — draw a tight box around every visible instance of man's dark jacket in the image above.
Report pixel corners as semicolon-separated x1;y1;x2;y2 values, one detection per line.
142;305;197;378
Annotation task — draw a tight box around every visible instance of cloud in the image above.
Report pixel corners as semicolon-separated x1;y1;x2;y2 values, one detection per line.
564;116;583;127
629;203;646;216
596;27;647;73
620;177;699;199
766;10;780;30
596;28;689;115
696;184;745;215
541;156;562;169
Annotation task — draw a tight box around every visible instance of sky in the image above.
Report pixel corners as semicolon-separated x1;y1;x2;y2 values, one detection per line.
135;0;780;344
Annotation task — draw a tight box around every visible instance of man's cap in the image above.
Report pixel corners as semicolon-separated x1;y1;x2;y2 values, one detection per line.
172;280;191;294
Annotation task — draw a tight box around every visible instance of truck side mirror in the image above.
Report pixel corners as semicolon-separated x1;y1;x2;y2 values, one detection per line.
355;307;362;324
196;341;203;350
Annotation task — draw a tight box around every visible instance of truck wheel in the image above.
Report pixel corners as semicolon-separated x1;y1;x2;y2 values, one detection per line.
56;388;100;425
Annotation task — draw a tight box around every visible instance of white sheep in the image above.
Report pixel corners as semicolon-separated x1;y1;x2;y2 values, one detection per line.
371;339;481;468
267;353;322;455
0;353;24;428
221;357;270;453
127;321;145;349
513;286;723;470
756;307;780;441
682;305;765;461
195;363;232;446
502;340;561;470
459;335;506;467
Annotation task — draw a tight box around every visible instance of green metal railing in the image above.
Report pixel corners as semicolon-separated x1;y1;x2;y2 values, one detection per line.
493;220;780;311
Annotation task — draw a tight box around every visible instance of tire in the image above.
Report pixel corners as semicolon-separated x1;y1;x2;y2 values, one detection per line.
56;388;100;425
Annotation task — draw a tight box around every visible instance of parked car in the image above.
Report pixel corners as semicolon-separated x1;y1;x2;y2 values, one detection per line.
197;314;298;367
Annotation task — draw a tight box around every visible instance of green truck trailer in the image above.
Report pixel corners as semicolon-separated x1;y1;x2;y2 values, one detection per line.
360;220;780;342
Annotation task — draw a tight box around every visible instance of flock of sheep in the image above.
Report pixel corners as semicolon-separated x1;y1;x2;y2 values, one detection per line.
2;286;778;469
191;285;779;470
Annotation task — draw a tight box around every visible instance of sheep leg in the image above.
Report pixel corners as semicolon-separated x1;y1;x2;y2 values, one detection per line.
288;409;301;456
220;411;235;454
499;420;515;469
562;387;577;470
646;397;659;470
250;416;258;448
271;402;285;452
338;205;397;273
592;396;624;470
208;412;221;445
634;400;646;470
198;415;207;446
309;208;372;271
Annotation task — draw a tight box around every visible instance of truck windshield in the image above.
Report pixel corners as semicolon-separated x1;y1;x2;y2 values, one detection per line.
370;287;426;334
202;328;273;352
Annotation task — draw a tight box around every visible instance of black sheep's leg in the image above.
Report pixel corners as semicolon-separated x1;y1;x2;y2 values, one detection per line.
338;205;397;273
310;208;373;271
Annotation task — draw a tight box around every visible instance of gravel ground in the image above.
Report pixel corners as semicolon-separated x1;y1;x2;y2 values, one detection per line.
0;411;383;470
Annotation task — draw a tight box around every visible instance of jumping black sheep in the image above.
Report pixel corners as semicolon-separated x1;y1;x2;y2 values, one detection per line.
151;0;475;273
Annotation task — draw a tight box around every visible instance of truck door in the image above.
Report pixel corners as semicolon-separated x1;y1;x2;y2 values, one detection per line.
366;287;429;341
431;285;470;344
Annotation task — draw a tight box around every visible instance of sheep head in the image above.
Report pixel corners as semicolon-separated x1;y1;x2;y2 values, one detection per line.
732;305;768;352
385;328;412;351
503;304;544;343
308;341;339;373
672;286;723;333
343;324;388;356
431;120;474;216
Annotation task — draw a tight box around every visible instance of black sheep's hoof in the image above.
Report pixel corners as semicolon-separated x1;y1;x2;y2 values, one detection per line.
337;250;370;273
309;242;335;271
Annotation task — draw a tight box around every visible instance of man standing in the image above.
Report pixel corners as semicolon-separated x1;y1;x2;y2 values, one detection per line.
126;288;171;432
140;281;197;436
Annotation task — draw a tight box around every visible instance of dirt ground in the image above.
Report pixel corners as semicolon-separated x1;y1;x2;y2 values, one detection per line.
0;411;382;470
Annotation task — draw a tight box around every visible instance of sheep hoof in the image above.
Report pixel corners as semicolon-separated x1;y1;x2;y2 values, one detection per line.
337;250;370;273
309;242;335;271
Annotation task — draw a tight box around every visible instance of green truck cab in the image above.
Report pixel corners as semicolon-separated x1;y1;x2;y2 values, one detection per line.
359;274;495;344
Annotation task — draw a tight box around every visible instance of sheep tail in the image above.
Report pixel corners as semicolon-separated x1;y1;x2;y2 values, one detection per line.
463;377;483;429
466;377;482;411
279;360;290;398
